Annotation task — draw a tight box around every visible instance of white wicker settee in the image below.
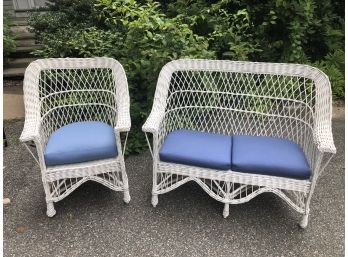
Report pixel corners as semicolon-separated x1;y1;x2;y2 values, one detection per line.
20;58;131;217
143;59;336;228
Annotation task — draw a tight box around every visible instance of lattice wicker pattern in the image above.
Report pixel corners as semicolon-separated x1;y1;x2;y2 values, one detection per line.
20;58;131;217
143;59;336;228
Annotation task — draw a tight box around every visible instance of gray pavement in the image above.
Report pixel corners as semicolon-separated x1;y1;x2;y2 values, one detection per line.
4;83;25;120
4;115;344;257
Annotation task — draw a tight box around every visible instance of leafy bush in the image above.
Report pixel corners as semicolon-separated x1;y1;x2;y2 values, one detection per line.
29;0;344;153
3;12;16;65
313;49;345;100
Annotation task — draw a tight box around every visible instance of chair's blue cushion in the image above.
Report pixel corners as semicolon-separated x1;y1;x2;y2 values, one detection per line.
159;129;232;170
231;135;311;179
44;121;118;167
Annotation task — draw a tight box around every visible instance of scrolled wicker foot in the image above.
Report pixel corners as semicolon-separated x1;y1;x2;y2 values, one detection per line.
123;190;131;204
46;202;56;217
223;203;230;218
299;213;309;229
151;194;158;207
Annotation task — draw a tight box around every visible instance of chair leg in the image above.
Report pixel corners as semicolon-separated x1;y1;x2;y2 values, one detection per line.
120;163;131;204
299;212;309;229
123;189;131;204
151;194;158;207
223;203;229;218
42;179;56;217
299;186;314;228
223;182;231;218
46;201;56;217
151;169;159;207
299;193;311;228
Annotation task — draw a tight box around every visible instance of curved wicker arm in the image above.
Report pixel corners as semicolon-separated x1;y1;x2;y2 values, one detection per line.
314;127;336;154
312;73;336;154
20;61;42;143
142;111;163;158
20;121;41;142
115;112;131;132
114;61;131;133
142;63;174;134
142;111;165;134
314;114;336;154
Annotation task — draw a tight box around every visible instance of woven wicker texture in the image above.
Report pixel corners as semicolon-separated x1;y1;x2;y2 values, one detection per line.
143;59;336;227
20;58;131;217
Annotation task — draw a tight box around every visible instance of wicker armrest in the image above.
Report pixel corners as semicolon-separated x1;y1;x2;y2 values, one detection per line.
115;110;131;132
314;130;336;154
142;110;165;134
20;121;41;142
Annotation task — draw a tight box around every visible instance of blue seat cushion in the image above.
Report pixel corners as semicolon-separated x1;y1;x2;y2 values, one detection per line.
44;121;118;167
159;129;232;170
231;135;311;179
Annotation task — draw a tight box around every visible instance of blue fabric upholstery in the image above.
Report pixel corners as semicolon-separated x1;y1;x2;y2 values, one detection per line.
44;121;118;167
159;129;232;170
231;135;311;179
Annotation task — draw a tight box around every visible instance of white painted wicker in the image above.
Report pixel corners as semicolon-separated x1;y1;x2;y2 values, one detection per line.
143;59;336;228
20;57;131;217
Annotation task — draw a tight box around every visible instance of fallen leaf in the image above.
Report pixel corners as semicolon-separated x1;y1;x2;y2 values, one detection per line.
15;226;27;233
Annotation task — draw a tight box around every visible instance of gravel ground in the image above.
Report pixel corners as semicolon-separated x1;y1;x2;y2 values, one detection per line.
3;117;344;257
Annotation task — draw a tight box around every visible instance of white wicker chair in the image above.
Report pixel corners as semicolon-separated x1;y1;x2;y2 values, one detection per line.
20;57;131;217
143;59;336;228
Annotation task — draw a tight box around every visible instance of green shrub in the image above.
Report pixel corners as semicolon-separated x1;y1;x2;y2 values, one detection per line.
161;0;345;99
3;12;16;65
313;49;345;100
164;0;260;60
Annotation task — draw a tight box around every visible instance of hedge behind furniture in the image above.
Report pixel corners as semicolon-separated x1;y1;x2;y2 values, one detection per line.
20;58;131;217
143;59;336;228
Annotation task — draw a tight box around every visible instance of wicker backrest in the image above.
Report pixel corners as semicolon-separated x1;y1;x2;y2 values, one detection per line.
23;58;128;143
153;60;332;150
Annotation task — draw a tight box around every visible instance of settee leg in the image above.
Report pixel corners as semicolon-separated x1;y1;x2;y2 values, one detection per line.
151;194;158;207
299;187;313;228
46;201;56;217
223;203;229;218
123;189;131;204
299;212;309;229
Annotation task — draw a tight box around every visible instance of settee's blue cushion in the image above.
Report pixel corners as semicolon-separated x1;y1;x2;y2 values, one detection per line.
44;121;118;167
159;129;232;170
231;135;311;179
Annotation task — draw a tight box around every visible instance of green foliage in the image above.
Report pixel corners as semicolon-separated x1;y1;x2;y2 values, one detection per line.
204;7;260;60
29;0;345;154
32;26;120;57
314;49;345;100
165;0;260;60
3;12;16;65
